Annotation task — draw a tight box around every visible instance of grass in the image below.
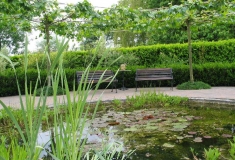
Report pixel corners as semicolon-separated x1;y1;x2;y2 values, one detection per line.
176;81;211;90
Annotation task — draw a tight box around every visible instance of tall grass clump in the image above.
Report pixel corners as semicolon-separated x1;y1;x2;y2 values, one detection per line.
0;36;128;160
126;91;188;109
0;37;46;159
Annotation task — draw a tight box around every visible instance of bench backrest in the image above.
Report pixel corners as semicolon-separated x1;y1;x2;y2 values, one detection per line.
136;68;173;80
76;70;117;83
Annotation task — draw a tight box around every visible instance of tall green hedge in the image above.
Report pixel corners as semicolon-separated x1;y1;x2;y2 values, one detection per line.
115;39;235;66
9;39;235;69
1;63;235;97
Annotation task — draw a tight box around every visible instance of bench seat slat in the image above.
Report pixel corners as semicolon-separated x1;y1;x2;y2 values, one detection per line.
135;68;173;91
76;70;118;93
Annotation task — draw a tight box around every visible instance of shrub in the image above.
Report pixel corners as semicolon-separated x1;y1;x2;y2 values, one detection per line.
10;39;235;70
2;62;235;96
176;81;211;90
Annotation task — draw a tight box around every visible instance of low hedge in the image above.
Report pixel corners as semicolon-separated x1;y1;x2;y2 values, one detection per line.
1;63;235;97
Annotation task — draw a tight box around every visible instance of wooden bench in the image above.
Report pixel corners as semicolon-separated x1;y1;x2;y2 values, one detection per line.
135;68;173;91
76;70;118;93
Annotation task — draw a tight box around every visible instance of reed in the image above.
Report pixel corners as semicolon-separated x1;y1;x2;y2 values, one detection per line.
0;36;126;160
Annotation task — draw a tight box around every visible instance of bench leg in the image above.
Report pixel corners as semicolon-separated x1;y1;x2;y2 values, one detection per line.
115;82;117;93
111;82;117;93
135;81;137;92
111;82;114;92
171;80;173;91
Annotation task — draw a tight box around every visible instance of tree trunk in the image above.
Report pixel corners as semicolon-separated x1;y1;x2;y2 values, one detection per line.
0;38;2;51
186;19;194;83
45;22;51;86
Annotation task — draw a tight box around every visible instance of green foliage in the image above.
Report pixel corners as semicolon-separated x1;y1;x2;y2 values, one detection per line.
126;92;188;110
0;46;8;72
36;36;61;53
102;51;140;68
0;36;126;160
204;148;220;160
0;136;30;160
3;62;235;96
192;137;235;160
176;81;211;90
9;39;235;69
115;39;235;67
84;141;134;160
229;136;235;159
112;99;122;108
35;86;65;96
63;51;90;68
0;17;25;54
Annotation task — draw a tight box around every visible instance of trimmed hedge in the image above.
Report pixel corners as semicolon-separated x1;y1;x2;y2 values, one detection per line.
9;39;235;69
1;63;235;97
115;39;235;67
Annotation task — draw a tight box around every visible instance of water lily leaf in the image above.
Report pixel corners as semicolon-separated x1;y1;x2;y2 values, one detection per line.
148;119;162;123
172;124;188;129
145;126;158;130
98;123;109;128
193;137;202;142
221;134;232;138
184;135;194;138
124;127;138;132
188;131;197;135
177;118;188;122
177;136;184;140
170;128;184;132
162;143;175;148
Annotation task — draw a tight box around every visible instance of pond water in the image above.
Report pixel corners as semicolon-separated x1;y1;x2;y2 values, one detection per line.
1;102;235;160
35;102;235;160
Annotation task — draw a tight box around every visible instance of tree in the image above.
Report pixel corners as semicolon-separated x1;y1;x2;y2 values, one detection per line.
0;4;27;53
33;0;101;86
36;36;62;53
100;0;232;86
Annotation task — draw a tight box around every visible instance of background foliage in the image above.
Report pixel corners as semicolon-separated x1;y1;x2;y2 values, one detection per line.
1;62;235;97
8;38;235;69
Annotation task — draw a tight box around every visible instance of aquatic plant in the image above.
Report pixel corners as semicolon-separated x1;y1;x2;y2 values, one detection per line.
229;136;235;159
0;136;31;160
204;148;220;160
0;37;126;160
84;141;134;160
126;92;188;110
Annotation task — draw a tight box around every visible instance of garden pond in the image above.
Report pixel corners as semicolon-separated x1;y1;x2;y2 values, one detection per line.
1;100;235;159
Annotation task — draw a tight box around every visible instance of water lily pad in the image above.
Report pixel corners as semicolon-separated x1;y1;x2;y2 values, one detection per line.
193;116;202;120
221;134;232;138
177;118;188;122
162;143;175;148
145;126;158;130
170;128;184;132
124;127;138;132
177;136;184;140
172;123;188;129
145;153;152;157
188;131;197;135
203;135;212;139
184;135;194;138
193;137;202;142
